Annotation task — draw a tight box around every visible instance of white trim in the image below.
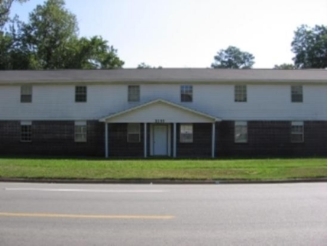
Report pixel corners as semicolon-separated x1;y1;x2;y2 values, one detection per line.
173;123;177;157
105;123;108;158
211;123;216;158
144;123;147;158
20;121;32;125
99;99;219;122
167;124;171;157
150;125;153;155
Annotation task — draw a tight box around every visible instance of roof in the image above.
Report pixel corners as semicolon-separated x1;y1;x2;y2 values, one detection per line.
0;68;326;84
99;99;220;122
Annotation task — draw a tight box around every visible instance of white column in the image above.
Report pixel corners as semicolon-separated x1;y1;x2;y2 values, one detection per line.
144;123;147;158
211;122;216;158
105;122;108;158
173;123;177;158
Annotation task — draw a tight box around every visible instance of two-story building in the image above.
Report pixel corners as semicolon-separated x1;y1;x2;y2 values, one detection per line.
0;69;326;158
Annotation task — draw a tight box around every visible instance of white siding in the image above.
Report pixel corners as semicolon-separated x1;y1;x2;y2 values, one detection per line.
0;83;326;121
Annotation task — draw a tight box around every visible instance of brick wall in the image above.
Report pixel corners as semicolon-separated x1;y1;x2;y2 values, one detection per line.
107;123;144;157
0;121;104;157
177;123;212;158
217;121;327;157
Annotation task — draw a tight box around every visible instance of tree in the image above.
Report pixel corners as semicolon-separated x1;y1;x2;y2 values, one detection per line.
211;46;255;69
21;0;79;69
274;63;295;69
0;17;37;69
63;36;124;69
0;0;124;69
137;63;162;69
291;25;327;68
0;0;28;29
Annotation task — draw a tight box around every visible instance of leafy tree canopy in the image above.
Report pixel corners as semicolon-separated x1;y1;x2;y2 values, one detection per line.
0;0;28;29
291;25;327;68
0;0;124;70
137;62;162;69
273;63;295;69
211;46;255;69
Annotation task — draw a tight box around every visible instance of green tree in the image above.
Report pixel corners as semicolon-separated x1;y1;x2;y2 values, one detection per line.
0;0;28;29
291;25;327;68
0;17;37;69
21;0;78;69
137;62;162;69
63;36;124;69
274;63;295;69
211;46;255;69
1;0;124;70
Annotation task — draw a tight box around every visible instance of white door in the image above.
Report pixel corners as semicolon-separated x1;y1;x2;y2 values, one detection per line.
153;125;168;156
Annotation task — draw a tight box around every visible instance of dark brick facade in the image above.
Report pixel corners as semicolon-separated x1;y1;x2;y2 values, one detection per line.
177;123;212;158
217;121;327;157
107;123;145;158
0;121;104;157
0;121;326;158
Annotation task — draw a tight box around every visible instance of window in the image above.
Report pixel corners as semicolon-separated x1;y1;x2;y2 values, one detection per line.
21;121;32;142
234;85;247;102
180;124;193;143
75;86;87;102
75;121;87;142
235;121;248;143
181;85;193;102
21;85;32;103
127;123;140;142
128;85;140;102
291;85;303;102
291;122;304;143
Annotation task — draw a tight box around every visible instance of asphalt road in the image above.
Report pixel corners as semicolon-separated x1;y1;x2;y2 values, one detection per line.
0;182;326;246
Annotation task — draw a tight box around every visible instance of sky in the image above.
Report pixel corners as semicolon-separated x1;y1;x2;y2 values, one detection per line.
10;0;327;68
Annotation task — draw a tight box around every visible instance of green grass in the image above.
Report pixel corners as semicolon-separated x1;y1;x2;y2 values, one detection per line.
0;158;326;181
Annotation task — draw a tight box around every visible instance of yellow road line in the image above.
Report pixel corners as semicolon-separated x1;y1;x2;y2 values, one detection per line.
0;212;174;220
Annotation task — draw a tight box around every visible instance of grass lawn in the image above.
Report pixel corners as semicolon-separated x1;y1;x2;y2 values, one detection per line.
0;158;326;181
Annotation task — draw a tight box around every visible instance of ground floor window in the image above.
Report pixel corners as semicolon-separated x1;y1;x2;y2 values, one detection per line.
127;123;140;142
75;121;87;142
21;121;32;142
235;121;248;143
291;121;304;143
180;124;193;143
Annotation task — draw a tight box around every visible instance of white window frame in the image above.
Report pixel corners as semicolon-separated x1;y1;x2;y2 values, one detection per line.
291;85;303;103
234;85;247;102
127;123;140;143
74;121;87;142
21;121;32;142
181;85;193;102
75;86;87;102
21;85;32;103
235;121;248;143
291;121;304;143
128;85;140;102
180;124;193;143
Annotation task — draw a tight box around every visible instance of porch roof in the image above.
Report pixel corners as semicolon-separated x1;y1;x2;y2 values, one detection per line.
99;99;220;123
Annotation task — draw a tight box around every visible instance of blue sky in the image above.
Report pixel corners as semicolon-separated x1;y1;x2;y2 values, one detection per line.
10;0;327;68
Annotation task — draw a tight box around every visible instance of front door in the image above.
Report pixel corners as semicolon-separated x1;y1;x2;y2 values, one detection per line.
153;125;168;156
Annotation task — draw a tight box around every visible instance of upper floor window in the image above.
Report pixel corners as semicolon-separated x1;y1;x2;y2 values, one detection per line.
74;121;87;142
234;85;247;102
291;85;303;102
291;121;304;143
21;85;32;103
235;121;248;143
180;124;193;143
127;123;140;142
128;85;140;102
181;85;193;102
21;121;32;142
75;86;87;102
